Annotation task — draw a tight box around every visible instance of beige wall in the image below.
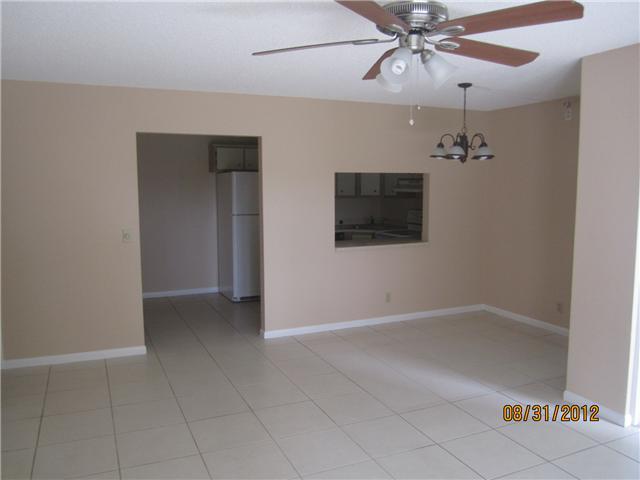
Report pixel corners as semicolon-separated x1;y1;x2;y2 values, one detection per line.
137;133;218;294
1;82;146;359
481;98;580;328
1;79;578;360
566;44;640;420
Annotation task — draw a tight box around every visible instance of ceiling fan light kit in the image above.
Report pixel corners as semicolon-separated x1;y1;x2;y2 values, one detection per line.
431;83;495;163
252;0;584;90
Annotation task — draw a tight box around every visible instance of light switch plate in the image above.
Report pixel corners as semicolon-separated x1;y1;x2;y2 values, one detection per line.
121;228;134;243
562;100;573;121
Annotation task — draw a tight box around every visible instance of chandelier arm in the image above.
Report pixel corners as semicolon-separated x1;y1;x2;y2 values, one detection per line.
470;133;486;149
439;133;457;145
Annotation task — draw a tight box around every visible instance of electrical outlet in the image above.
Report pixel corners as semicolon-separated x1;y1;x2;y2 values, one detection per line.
385;292;391;303
121;228;134;243
556;302;564;314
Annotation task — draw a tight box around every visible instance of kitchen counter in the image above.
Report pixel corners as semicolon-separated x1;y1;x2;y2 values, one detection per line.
335;237;423;248
335;223;421;247
335;223;401;232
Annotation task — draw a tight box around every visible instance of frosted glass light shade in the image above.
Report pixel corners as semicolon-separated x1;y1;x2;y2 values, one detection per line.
424;53;457;88
380;50;411;86
376;74;402;93
472;143;495;160
389;47;412;75
447;143;466;160
430;142;447;159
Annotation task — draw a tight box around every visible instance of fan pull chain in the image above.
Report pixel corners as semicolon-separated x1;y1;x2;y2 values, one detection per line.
409;54;419;126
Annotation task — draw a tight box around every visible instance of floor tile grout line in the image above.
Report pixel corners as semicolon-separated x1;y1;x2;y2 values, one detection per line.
601;441;640;463
145;300;215;480
488;424;610;467
236;306;523;478
174;297;312;477
298;343;442;415
193;300;349;449
166;296;304;479
328;331;499;407
5;298;586;478
437;434;544;480
190;297;395;475
547;440;640;464
299;326;580;479
296;325;505;428
229;306;415;464
142;296;635;479
112;452;208;477
422;415;558;473
28;364;51;480
104;359;124;479
492;461;579;480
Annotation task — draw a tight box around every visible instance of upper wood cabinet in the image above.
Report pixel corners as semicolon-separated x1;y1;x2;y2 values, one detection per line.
210;145;258;172
244;148;259;170
360;173;381;196
383;173;400;196
336;173;356;197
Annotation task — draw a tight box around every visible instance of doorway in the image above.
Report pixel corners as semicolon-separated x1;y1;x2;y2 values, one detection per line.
135;132;263;336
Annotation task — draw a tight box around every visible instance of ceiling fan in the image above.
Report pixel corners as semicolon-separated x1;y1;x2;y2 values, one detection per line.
253;1;584;91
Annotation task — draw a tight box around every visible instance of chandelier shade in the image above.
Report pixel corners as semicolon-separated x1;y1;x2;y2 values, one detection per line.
447;143;466;160
472;142;495;160
430;142;447;159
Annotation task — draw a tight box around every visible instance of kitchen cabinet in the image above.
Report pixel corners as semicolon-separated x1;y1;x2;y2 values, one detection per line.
336;173;356;196
210;145;259;172
360;173;381;196
385;173;423;196
244;148;259;170
213;146;244;171
383;173;401;196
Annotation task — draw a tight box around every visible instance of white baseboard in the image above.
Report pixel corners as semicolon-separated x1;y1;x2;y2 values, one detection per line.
564;389;631;427
262;305;484;339
2;346;147;370
262;304;567;339
482;304;569;336
143;287;219;299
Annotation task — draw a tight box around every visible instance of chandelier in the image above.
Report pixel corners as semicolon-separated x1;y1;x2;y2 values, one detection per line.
430;83;494;163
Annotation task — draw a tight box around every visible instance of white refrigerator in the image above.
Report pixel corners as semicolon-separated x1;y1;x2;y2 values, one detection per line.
216;172;260;302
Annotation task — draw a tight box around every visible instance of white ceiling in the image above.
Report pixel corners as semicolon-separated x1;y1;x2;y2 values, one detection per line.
2;1;638;110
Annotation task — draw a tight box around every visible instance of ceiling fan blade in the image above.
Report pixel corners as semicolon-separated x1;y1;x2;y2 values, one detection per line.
336;1;410;34
252;38;391;56
436;38;539;67
362;48;397;80
435;1;584;37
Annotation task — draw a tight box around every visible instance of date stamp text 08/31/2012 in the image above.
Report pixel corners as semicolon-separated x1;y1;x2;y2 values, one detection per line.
503;404;599;422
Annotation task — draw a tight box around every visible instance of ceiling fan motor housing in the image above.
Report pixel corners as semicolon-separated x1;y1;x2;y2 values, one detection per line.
376;1;449;36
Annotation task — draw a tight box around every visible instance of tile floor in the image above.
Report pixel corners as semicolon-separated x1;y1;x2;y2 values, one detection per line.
2;294;639;479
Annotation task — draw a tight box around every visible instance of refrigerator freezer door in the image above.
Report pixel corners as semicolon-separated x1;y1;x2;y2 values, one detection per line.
232;172;259;215
232;215;261;299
